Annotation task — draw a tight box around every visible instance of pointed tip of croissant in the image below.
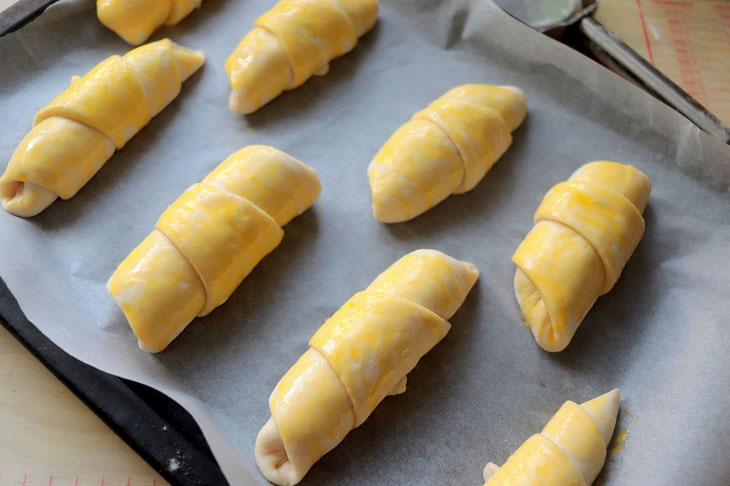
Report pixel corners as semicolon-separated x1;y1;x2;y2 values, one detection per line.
167;40;205;81
496;85;527;130
369;185;413;223
581;388;621;445
497;85;525;102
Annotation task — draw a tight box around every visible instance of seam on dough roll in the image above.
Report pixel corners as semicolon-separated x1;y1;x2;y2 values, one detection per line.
417;108;471;192
311;345;358;421
309;291;451;425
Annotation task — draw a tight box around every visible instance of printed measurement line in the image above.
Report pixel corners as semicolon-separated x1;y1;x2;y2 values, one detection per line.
636;0;656;64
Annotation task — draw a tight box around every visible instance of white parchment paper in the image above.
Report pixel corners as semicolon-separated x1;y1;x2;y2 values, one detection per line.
1;0;729;484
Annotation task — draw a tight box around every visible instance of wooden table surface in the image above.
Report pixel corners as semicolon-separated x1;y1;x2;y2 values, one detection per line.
0;324;166;486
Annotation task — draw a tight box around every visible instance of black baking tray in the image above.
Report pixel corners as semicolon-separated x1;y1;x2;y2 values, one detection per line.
0;278;229;486
1;2;228;484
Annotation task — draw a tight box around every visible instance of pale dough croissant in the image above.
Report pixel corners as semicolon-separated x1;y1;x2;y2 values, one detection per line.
0;39;204;218
225;0;379;114
255;249;479;486
368;84;526;223
97;0;203;45
483;389;621;485
512;162;651;352
107;145;321;352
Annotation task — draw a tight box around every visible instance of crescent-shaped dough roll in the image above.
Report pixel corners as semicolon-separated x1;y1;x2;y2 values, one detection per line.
97;0;203;45
225;0;378;114
368;84;526;223
0;39;204;218
512;161;651;352
483;389;621;486
255;249;479;485
107;145;321;352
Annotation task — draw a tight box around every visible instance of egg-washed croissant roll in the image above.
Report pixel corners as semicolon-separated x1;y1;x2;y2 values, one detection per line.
97;0;203;45
512;161;651;352
368;84;527;223
255;249;479;486
483;389;621;486
225;0;379;114
0;39;204;218
107;145;321;353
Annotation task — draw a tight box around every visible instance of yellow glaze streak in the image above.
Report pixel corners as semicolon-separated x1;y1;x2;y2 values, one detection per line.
368;120;464;222
97;0;202;45
107;230;205;353
0;39;204;217
535;181;645;293
484;389;621;486
256;0;357;88
310;291;450;425
571;161;652;213
269;348;356;482
513;221;604;351
442;84;527;132
414;95;511;193
256;249;478;486
486;434;587;486
107;146;320;352
365;248;479;319
203;145;321;227
226;0;378;114
35;55;150;149
542;401;606;483
123;38;202;117
512;162;651;352
368;84;526;223
1;117;114;201
156;183;284;315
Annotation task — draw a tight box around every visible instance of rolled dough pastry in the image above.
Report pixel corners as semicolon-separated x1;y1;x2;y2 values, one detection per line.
483;389;621;485
107;145;321;352
0;39;204;217
368;84;526;223
225;0;379;114
255;249;479;485
512;161;651;351
97;0;203;45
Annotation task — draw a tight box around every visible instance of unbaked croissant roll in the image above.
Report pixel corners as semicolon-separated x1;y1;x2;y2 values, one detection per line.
368;84;526;223
483;389;621;485
97;0;203;45
0;39;204;218
255;249;479;486
107;145;321;352
225;0;379;114
513;161;651;352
